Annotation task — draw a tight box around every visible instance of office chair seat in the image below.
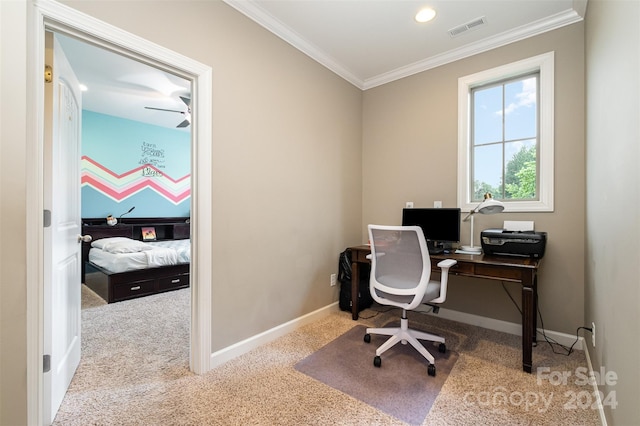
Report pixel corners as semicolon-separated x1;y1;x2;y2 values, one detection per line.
364;225;456;376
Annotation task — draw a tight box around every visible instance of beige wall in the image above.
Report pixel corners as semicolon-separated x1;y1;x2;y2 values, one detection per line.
0;1;29;424
585;0;640;424
1;1;362;423
363;23;586;333
59;0;364;351
4;0;638;424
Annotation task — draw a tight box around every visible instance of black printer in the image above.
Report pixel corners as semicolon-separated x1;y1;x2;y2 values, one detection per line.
481;229;547;258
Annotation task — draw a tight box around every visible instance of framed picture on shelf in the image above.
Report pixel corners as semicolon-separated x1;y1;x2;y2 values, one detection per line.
141;227;156;241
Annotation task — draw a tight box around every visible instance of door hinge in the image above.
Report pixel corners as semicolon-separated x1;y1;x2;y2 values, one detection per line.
43;354;51;373
44;65;52;83
43;209;51;228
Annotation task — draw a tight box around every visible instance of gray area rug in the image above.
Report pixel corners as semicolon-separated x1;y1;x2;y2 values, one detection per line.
295;324;458;425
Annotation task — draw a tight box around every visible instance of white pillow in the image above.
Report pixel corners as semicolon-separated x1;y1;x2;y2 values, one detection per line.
91;237;152;254
91;237;132;249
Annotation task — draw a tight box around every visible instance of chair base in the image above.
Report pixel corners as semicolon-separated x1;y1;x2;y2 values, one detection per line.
366;314;444;366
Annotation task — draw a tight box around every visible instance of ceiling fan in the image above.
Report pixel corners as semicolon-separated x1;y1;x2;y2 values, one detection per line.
144;96;191;128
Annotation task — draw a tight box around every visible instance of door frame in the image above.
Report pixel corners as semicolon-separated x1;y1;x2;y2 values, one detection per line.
26;1;213;423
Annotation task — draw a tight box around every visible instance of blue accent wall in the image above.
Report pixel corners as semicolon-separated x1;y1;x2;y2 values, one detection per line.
81;110;191;219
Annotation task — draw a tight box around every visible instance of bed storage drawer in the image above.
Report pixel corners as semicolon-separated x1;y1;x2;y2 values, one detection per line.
113;279;156;301
159;274;189;292
84;262;190;304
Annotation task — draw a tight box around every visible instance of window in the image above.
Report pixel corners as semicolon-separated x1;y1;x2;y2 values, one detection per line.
458;52;554;212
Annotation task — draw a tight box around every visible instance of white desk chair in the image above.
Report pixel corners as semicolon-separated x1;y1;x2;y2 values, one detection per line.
364;224;457;376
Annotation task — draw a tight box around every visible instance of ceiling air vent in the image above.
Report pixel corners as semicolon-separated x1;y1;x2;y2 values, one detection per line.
448;16;487;38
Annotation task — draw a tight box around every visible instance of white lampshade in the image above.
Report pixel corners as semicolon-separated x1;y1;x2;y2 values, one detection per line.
477;197;504;215
463;193;504;220
460;193;504;254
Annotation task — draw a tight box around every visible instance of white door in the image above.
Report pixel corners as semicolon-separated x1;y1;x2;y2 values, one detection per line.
43;32;83;425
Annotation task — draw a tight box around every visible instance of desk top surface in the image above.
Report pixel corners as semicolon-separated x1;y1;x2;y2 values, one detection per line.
349;244;540;269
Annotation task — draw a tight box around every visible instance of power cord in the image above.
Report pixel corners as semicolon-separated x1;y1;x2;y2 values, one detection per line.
356;302;439;320
501;281;522;315
359;282;592;355
355;304;396;319
500;281;592;356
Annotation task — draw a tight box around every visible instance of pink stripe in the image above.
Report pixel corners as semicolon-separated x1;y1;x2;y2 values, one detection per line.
82;155;189;184
82;175;190;203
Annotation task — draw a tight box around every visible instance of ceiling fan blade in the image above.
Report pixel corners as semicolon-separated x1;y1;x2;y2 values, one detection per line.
144;106;184;113
146;97;190;128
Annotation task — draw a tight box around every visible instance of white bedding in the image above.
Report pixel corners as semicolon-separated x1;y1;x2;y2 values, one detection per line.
88;238;190;273
147;239;191;264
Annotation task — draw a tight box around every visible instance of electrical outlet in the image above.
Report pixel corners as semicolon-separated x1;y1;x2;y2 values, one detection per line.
405;201;414;208
592;322;596;347
434;200;442;208
330;273;337;287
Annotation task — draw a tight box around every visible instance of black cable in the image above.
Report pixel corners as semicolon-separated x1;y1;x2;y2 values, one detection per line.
358;303;439;321
501;281;522;315
355;304;396;319
362;282;592;356
537;306;592;356
501;281;591;356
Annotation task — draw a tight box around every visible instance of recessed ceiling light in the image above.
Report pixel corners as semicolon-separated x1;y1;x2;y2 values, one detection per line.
415;7;436;23
79;84;88;92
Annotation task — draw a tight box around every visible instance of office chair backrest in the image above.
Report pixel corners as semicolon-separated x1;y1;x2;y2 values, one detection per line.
367;225;434;310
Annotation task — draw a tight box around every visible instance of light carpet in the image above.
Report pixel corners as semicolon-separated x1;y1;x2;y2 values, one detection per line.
54;289;601;425
295;324;459;425
81;283;107;309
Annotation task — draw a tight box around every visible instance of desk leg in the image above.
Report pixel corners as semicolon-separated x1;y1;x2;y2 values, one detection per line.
521;272;537;373
351;260;360;320
533;274;538;344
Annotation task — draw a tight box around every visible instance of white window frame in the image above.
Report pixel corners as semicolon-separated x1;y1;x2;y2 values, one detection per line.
457;52;554;212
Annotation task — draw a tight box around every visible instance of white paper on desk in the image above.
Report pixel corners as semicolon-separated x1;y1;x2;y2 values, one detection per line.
503;220;534;232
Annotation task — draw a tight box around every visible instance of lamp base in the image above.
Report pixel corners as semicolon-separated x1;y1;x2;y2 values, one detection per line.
459;245;482;254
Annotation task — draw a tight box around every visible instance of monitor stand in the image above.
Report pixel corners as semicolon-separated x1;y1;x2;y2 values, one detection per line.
427;241;445;254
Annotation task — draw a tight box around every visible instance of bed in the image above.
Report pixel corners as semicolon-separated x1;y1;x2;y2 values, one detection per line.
82;218;190;303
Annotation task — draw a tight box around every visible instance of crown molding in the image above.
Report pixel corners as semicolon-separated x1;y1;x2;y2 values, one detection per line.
223;0;586;91
223;0;363;88
364;8;585;90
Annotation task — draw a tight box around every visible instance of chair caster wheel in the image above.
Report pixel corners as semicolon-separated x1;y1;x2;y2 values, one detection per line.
428;364;436;377
374;356;382;368
438;343;446;353
364;334;371;343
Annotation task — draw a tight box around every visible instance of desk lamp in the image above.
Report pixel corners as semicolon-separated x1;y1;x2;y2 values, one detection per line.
460;193;504;254
119;206;135;219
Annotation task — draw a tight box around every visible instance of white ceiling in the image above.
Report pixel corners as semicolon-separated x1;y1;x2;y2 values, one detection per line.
57;33;191;131
226;0;587;89
57;0;587;128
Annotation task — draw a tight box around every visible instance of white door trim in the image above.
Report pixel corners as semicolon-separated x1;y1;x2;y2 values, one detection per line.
27;1;213;423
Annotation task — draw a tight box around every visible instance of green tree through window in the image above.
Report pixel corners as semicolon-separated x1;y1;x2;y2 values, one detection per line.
505;146;536;199
471;73;539;202
458;52;554;212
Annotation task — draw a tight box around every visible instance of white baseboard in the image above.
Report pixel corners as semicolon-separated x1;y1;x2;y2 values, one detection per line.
210;303;585;371
210;302;340;369
418;306;586;350
583;345;608;426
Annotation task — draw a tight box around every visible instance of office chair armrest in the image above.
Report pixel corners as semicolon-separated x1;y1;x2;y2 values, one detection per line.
366;253;386;260
436;259;457;271
429;259;457;304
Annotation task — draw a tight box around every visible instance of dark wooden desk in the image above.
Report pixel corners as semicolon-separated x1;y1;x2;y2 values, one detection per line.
348;245;541;373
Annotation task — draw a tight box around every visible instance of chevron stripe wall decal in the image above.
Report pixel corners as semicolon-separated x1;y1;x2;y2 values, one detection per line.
81;156;190;205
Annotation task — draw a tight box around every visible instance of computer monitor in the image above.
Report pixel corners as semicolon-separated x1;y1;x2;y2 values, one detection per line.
401;208;461;253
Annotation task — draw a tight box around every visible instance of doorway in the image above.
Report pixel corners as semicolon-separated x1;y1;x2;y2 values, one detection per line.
48;29;191;421
27;2;213;424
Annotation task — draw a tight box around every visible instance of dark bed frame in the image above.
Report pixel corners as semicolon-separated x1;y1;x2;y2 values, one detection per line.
82;217;190;303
